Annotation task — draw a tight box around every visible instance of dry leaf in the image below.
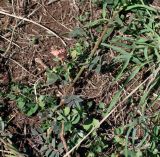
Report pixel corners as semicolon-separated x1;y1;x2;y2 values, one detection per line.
35;58;47;69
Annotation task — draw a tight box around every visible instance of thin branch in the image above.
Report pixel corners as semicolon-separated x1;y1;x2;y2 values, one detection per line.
38;2;72;31
0;53;37;79
0;5;41;51
34;77;42;103
0;10;66;47
9;58;36;77
4;22;17;56
0;35;20;48
60;122;71;157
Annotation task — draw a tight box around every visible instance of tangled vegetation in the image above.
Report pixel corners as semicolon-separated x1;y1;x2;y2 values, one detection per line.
0;0;160;157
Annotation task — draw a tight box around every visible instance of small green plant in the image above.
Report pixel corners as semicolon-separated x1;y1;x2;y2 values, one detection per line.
7;84;56;116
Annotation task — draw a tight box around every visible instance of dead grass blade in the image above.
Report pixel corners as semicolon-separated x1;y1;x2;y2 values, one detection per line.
0;138;26;157
0;10;66;47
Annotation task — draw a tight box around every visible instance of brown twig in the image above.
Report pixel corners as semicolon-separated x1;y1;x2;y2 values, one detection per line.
0;10;66;47
60;122;71;157
0;34;20;48
0;53;37;80
38;2;72;31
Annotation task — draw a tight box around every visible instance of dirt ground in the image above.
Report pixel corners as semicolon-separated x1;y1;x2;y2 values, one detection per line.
0;0;78;84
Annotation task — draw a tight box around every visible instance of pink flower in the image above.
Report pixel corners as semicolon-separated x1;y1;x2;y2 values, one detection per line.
50;48;67;60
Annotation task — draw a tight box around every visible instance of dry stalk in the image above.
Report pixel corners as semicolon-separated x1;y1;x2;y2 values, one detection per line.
3;0;18;56
0;53;37;79
60;122;71;157
0;10;66;47
4;23;17;56
0;138;26;157
0;35;20;48
38;2;72;31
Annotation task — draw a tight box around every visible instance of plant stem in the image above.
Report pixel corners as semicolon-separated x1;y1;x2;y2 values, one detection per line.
60;10;120;106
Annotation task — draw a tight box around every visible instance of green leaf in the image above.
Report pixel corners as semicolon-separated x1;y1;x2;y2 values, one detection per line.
114;127;124;135
116;58;130;81
101;43;130;55
64;121;72;132
132;56;142;64
104;89;122;116
89;56;101;71
46;71;59;85
49;151;56;157
125;126;134;157
55;152;60;157
139;91;149;106
51;139;56;148
153;126;160;136
95;64;101;73
7;93;16;100
92;118;100;128
132;128;137;145
136;150;143;157
114;136;126;146
136;38;148;44
125;65;142;84
0;48;5;53
78;131;85;138
45;148;52;157
102;1;107;19
64;107;70;116
123;150;136;157
69;27;87;38
99;102;105;109
154;48;160;62
83;119;93;131
17;98;25;110
84;19;108;28
126;4;157;13
70;50;78;59
27;104;38;116
111;42;132;50
57;112;66;121
144;47;149;61
38;95;45;110
115;14;124;26
102;27;114;42
87;152;95;157
0;117;5;131
71;114;80;124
